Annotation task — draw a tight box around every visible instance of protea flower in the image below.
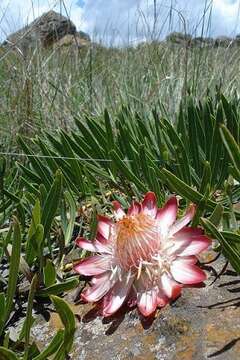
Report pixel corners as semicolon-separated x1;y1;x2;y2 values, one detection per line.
74;192;210;317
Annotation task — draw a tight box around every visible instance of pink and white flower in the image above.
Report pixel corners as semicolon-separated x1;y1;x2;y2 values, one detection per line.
74;192;211;317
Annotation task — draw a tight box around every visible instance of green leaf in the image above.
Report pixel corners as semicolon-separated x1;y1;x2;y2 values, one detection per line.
220;124;240;181
0;347;19;360
192;187;210;227
3;332;10;349
35;137;60;174
26;342;40;359
161;117;191;184
33;330;64;360
0;199;12;214
75;118;105;159
0;293;6;334
36;278;79;297
159;168;217;210
0;156;6;177
18;163;42;184
2;225;13;258
23;274;38;360
110;150;147;193
51;295;75;358
199;161;211;194
28;224;44;257
104;109;114;151
42;170;63;238
187;100;202;178
63;191;77;246
39;184;47;208
44;259;56;287
86;118;108;152
2;189;21;204
201;218;240;273
20;176;40;197
89;205;97;241
139;144;151;185
148;166;163;204
209;204;224;227
209;105;224;186
60;131;86;195
28;199;41;238
0;217;22;335
221;231;240;243
18;136;53;189
26;198;41;264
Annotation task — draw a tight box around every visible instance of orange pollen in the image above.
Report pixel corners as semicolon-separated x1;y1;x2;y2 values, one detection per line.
115;213;157;270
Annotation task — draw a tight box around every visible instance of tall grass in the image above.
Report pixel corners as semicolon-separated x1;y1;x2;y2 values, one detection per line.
0;1;240;149
1;42;240;141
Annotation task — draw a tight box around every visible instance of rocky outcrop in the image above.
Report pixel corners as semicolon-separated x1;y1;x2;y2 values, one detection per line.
3;10;90;51
54;33;90;49
166;32;237;48
191;36;215;48
214;36;233;47
166;32;192;45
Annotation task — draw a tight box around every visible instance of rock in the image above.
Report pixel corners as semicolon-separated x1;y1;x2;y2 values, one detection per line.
214;36;233;47
235;34;240;46
3;10;90;51
77;31;91;43
166;32;192;46
31;253;240;359
191;37;215;48
54;34;90;49
165;33;236;48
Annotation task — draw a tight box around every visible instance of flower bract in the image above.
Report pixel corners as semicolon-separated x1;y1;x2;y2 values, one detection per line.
74;192;211;317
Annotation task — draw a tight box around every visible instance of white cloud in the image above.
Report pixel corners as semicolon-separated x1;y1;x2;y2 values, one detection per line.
1;0;240;45
212;0;240;34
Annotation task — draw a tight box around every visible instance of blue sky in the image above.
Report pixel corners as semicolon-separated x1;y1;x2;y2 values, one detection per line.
1;1;240;45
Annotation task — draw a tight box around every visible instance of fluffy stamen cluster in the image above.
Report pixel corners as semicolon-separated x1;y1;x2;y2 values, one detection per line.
74;192;211;317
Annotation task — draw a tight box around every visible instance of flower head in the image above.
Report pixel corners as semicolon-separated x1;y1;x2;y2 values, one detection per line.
74;192;211;317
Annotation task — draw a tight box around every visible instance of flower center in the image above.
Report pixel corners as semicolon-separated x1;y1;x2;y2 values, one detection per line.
114;213;159;270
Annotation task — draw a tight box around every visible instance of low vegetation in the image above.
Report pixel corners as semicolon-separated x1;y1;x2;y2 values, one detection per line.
1;29;240;358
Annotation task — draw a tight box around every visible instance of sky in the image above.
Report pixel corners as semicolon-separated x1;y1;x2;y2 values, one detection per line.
1;0;240;45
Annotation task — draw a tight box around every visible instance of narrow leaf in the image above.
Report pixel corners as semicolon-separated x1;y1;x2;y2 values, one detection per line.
33;330;64;360
36;278;79;297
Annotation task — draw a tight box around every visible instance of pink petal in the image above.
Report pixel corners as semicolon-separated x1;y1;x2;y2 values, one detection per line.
97;215;112;241
175;235;211;256
167;238;189;256
169;204;196;236
91;270;117;286
161;273;182;299
156;196;178;234
81;272;113;302
112;201;125;220
171;262;206;284
102;276;134;316
175;256;198;265
128;201;141;216
137;287;158;316
74;255;111;276
96;232;108;244
157;290;169;307
94;241;113;254
142;192;157;218
168;235;211;256
175;227;204;237
75;237;97;252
